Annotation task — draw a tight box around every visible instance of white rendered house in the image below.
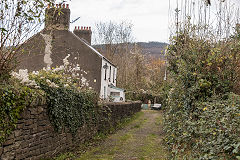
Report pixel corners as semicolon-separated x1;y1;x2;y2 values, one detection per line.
100;58;125;102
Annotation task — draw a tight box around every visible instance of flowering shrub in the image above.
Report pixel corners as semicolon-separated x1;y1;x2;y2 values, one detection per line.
27;54;98;135
11;54;90;90
7;54;99;136
10;69;39;88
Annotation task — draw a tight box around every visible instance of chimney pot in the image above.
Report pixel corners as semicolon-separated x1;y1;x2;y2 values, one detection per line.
47;4;50;9
75;26;77;30
59;4;61;8
78;26;80;30
73;25;92;45
66;4;69;8
56;4;58;8
63;4;65;8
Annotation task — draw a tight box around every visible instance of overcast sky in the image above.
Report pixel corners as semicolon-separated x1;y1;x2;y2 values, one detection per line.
56;0;240;43
59;0;170;43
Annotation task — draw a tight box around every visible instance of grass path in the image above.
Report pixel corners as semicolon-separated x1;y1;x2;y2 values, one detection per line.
77;110;168;160
56;110;168;160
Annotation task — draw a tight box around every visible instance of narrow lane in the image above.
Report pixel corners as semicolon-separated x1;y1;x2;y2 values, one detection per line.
77;110;168;160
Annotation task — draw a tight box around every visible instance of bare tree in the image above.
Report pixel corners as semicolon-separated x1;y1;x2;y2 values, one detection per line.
94;20;135;88
129;44;146;90
169;0;239;40
94;21;134;60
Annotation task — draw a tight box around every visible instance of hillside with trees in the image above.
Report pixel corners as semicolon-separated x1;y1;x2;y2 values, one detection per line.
94;41;168;58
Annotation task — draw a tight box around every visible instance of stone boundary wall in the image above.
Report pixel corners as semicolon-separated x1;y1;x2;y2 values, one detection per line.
0;101;142;160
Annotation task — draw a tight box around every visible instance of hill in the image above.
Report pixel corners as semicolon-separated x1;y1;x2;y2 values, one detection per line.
136;41;168;58
93;41;168;58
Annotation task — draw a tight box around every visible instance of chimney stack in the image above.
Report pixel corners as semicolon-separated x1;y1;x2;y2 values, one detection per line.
45;3;70;30
73;26;92;45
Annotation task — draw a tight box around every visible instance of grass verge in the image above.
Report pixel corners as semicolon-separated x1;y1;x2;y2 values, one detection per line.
53;111;144;160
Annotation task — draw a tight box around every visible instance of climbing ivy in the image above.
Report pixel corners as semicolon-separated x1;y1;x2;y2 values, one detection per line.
0;81;34;144
0;63;106;142
39;84;99;135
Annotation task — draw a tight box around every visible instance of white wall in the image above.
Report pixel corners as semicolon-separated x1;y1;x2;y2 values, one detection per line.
100;58;117;99
100;58;125;102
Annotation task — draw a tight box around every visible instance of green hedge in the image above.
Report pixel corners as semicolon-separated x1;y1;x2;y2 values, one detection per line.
164;93;240;159
164;29;240;159
126;91;164;104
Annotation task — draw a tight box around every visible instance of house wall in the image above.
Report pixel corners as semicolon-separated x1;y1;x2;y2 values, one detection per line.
100;58;117;99
0;101;142;160
18;30;102;94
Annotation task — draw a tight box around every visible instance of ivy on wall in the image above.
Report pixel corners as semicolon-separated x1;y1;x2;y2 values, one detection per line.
42;85;98;134
0;58;110;143
0;81;34;144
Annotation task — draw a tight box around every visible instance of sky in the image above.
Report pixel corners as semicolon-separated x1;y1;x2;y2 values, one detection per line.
55;0;240;43
60;0;170;43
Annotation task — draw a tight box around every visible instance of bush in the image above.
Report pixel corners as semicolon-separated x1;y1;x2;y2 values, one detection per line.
126;91;162;103
0;54;101;143
164;92;240;159
26;64;99;135
164;28;240;159
126;82;171;105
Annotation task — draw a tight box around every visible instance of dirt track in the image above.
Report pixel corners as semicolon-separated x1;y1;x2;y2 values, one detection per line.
77;110;168;160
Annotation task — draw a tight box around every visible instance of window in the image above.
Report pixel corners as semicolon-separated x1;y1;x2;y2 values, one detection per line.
104;63;107;80
109;66;111;81
113;68;115;83
110;92;120;97
104;69;107;80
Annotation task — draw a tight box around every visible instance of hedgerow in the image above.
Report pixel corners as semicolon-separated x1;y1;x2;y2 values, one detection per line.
164;27;240;159
126;82;171;105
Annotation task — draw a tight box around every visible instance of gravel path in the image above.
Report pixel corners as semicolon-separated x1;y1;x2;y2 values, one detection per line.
77;110;168;160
